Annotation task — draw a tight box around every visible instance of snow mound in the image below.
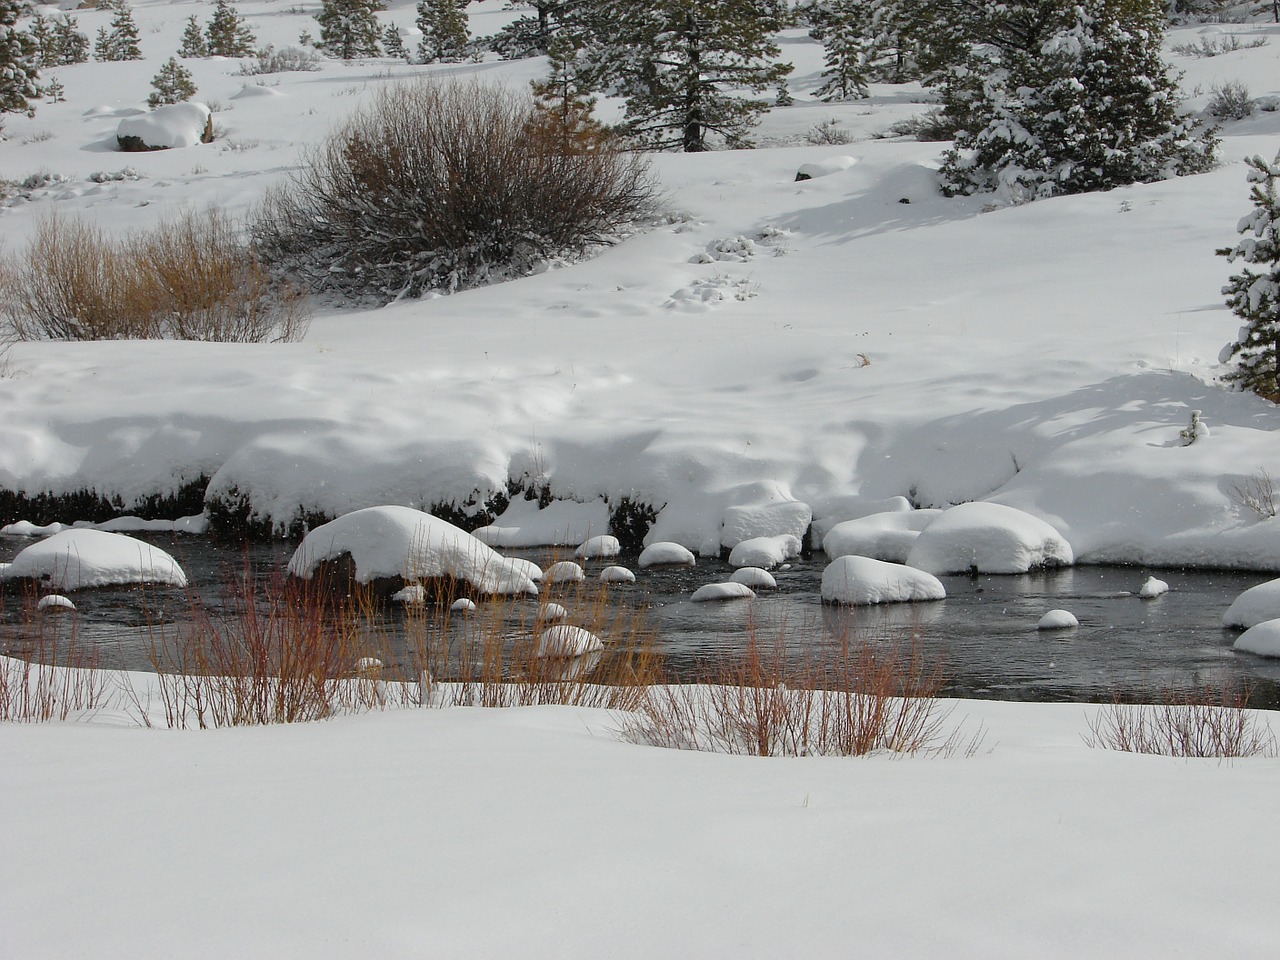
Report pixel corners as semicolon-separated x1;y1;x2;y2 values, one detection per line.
729;567;777;590
796;155;858;181
2;521;66;537
728;534;801;569
691;582;756;603
391;584;425;604
1038;610;1079;630
544;560;585;583
0;529;188;591
820;555;945;606
536;625;603;658
116;102;211;150
1233;619;1280;658
1138;576;1169;599
822;509;942;564
639;542;696;568
37;595;76;613
450;598;477;614
905;502;1073;575
720;490;812;549
1222;578;1280;629
600;565;636;583
232;84;284;100
575;535;621;559
472;498;609;548
539;602;569;622
287;506;537;596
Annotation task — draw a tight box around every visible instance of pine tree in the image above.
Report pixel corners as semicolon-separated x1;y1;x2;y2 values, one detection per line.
93;26;110;61
530;33;606;149
590;0;793;152
487;1;578;60
26;13;56;68
179;14;208;57
1;0;40;115
205;0;256;58
96;1;142;61
381;22;408;60
1219;152;1280;401
810;0;875;101
45;75;64;102
415;0;469;63
937;0;1216;200
53;15;90;65
148;55;197;107
316;0;383;60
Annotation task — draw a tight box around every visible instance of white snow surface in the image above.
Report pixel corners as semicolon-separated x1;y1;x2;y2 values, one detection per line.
822;509;943;564
286;506;537;596
820;555;947;605
1222;576;1280;628
115;101;211;149
690;581;757;603
906;502;1074;575
728;534;802;569
0;528;187;590
1233;619;1280;657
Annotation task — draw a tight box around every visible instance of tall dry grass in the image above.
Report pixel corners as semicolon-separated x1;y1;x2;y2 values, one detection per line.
0;587;107;722
1;207;309;342
1085;681;1277;758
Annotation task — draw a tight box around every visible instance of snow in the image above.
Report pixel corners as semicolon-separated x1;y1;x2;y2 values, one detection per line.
538;602;569;622
1233;619;1280;657
286;506;538;596
820;555;947;605
115;101;211;149
795;155;858;180
536;624;603;657
905;503;1074;575
599;565;636;583
728;534;802;569
729;566;777;590
1038;609;1080;630
690;581;757;603
0;529;187;590
544;560;585;583
822;509;943;564
450;598;477;614
473;498;610;548
391;584;425;604
638;542;696;568
1139;576;1170;598
36;594;76;612
575;534;621;559
1222;576;1280;628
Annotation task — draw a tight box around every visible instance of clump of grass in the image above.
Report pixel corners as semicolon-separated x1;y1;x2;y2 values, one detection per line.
1;207;309;342
1085;682;1277;758
0;587;106;722
1170;34;1268;58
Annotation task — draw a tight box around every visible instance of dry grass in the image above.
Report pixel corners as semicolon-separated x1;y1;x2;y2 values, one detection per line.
1085;681;1277;758
0;587;107;722
1;207;309;342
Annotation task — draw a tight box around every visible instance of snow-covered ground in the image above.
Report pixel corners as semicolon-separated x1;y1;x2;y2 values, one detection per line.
4;4;1280;955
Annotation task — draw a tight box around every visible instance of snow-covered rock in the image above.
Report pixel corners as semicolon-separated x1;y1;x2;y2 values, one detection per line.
795;155;858;181
2;521;66;537
905;502;1073;575
1233;619;1280;658
600;565;636;583
690;582;756;603
638;542;696;568
116;102;212;151
287;506;537;596
536;625;603;658
728;534;801;569
538;602;569;622
820;555;945;605
729;567;777;590
1038;610;1079;631
1222;578;1280;629
37;594;76;613
544;560;585;583
720;487;812;550
450;598;477;614
575;535;621;559
391;584;425;604
822;509;942;564
1138;576;1169;599
0;529;188;591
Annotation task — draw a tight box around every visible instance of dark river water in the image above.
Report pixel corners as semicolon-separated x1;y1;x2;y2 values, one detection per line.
4;533;1279;707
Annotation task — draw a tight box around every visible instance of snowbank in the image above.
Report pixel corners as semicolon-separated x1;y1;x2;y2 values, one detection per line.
728;534;801;569
472;498;610;549
0;529;188;590
1233;619;1280;658
822;509;942;564
906;502;1074;575
1222;577;1280;629
820;555;946;605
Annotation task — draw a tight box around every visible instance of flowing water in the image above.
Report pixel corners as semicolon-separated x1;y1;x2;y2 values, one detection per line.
3;533;1279;707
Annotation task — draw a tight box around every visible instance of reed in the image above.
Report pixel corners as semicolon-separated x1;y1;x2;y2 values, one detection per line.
0;586;106;722
1086;681;1277;758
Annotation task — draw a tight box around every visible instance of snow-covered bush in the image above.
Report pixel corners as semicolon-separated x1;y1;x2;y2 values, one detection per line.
236;44;321;75
1206;80;1254;121
252;78;654;303
1;207;308;342
1218;151;1280;401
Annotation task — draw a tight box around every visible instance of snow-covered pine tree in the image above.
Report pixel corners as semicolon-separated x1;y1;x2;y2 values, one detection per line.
1219;152;1280;401
148;55;196;106
592;0;793;152
530;33;607;149
180;15;209;57
97;1;142;61
1;0;40;115
53;15;89;65
938;0;1216;200
810;0;875;100
381;22;408;60
316;0;383;60
487;1;580;59
416;0;469;63
26;13;55;68
205;0;256;58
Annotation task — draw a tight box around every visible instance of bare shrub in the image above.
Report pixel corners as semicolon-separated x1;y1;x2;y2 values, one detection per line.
1231;468;1276;519
1;208;309;342
805;118;852;145
236;45;321;75
883;107;957;142
0;588;107;722
252;78;655;303
1206;80;1255;120
1170;34;1268;58
1085;682;1277;758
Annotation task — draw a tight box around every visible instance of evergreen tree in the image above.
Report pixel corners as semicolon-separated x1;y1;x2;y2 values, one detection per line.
96;1;142;61
1219;152;1280;401
937;0;1216;200
53;15;90;65
810;0;875;100
590;0;793;152
316;0;383;59
45;75;64;102
26;13;56;67
487;1;581;59
1;0;40;115
93;26;110;61
148;55;197;106
179;14;208;57
205;0;255;58
381;22;408;60
415;0;469;62
530;32;607;149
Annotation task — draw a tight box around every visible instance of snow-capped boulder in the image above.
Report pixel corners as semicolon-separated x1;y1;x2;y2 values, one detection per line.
729;567;777;590
1233;619;1280;658
391;584;426;604
538;602;569;622
728;534;801;569
639;542;696;568
1;529;188;591
1222;577;1280;629
450;598;477;614
795;155;857;181
905;502;1073;575
544;560;585;583
1038;609;1079;630
1138;576;1169;599
37;595;76;613
117;102;213;151
820;555;945;606
536;625;603;658
600;565;636;584
287;506;537;596
691;582;756;603
575;535;621;559
720;488;812;550
822;509;942;564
